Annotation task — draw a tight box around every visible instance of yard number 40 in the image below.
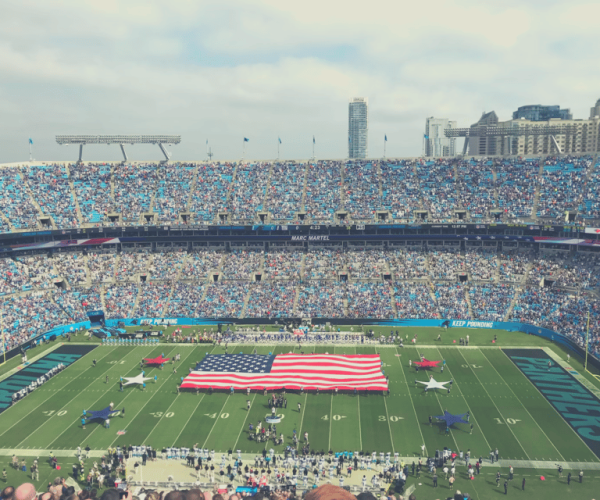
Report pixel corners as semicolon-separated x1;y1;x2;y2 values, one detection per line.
494;418;521;425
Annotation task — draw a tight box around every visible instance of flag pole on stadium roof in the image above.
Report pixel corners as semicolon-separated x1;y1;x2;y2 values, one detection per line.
206;139;209;161
243;137;249;161
312;135;315;160
384;134;387;159
29;137;34;162
278;137;281;160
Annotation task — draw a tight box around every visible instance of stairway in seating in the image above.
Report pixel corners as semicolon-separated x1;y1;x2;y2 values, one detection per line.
64;163;84;226
129;285;143;318
503;286;522;322
389;281;398;317
292;282;301;316
100;284;107;311
299;161;309;214
239;283;253;318
185;163;201;216
465;285;475;319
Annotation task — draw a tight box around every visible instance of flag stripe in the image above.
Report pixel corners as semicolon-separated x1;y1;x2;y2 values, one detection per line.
181;354;388;391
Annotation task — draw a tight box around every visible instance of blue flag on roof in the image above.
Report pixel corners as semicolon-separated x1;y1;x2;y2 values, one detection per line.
29;138;33;145
385;135;387;141
278;137;282;144
348;135;351;143
424;134;429;140
244;137;249;142
313;136;315;144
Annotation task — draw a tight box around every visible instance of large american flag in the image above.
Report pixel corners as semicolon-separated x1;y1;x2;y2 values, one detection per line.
180;353;388;391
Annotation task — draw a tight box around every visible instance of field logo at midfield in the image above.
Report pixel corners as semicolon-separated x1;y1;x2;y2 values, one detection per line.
0;345;97;413
505;348;600;458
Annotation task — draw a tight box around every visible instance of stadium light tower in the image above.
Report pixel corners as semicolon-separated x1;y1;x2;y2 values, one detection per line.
55;135;181;163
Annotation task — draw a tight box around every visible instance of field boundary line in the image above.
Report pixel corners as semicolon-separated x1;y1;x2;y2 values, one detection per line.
202;395;231;449
48;346;170;449
394;347;428;457
480;349;565;461
433;347;492;450
0;345;115;440
456;348;531;460
232;393;256;452
415;347;461;453
500;348;600;463
0;341;65;382
108;346;197;447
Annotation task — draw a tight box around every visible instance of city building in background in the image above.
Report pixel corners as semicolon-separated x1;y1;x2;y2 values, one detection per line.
590;98;600;119
348;97;368;158
465;101;600;156
424;117;457;157
512;104;572;121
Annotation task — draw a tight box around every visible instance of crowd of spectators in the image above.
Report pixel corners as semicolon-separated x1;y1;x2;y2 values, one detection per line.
54;253;89;286
303;248;345;280
346;283;393;319
55;286;103;322
88;253;117;283
417;159;457;220
347;249;387;279
222;250;264;280
3;155;600;229
497;251;532;282
198;282;249;317
228;163;270;220
265;162;305;220
112;164;158;224
393;282;438;319
148;251;186;281
304;161;342;220
380;160;420;220
166;283;206;317
117;252;150;280
343;162;380;220
388;249;428;280
24;164;78;228
434;284;469;320
181;251;224;280
245;282;298;318
495;158;538;218
15;255;56;290
263;251;302;280
104;284;138;319
296;282;345;318
190;163;235;222
537;156;591;220
134;283;172;318
0;167;40;230
469;284;514;322
70;162;113;224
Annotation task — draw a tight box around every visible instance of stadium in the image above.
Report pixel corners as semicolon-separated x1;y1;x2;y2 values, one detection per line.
0;153;599;500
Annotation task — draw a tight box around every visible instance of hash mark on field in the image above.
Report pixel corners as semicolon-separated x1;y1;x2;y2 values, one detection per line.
202;395;231;449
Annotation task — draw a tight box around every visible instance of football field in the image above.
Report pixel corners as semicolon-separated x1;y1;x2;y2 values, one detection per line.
1;339;599;467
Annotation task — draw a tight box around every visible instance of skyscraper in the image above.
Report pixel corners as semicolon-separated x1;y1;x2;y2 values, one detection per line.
512;104;572;121
348;97;368;158
424;117;457;157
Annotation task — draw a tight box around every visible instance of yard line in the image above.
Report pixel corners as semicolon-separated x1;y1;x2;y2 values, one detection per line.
394;347;428;457
62;345;180;447
480;349;565;461
499;348;598;462
357;393;363;451
433;347;491;451
108;346;197;447
0;345;115;440
328;393;333;451
232;393;257;452
202;395;231;449
170;345;219;447
456;348;531;460
382;396;395;454
298;392;308;438
415;347;461;453
16;346;152;449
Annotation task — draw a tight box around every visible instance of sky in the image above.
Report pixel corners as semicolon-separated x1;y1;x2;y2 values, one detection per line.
1;0;599;163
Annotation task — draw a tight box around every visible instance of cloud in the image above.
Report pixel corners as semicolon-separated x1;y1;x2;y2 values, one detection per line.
0;0;599;162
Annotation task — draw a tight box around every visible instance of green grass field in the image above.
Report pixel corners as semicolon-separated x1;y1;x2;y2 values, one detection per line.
1;327;600;499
